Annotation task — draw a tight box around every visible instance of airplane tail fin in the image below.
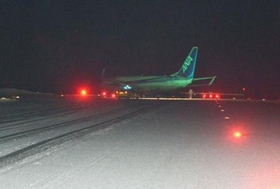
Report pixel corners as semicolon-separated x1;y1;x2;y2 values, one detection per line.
172;47;198;79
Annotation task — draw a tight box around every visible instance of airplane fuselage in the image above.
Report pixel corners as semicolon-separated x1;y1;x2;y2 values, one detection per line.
103;75;192;93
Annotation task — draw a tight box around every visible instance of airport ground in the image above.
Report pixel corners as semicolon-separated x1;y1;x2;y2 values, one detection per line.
0;95;279;188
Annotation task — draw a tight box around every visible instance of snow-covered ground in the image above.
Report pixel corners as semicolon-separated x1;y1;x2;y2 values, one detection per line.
0;95;280;189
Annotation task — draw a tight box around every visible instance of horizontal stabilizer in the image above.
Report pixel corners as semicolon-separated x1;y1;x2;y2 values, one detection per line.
187;76;216;87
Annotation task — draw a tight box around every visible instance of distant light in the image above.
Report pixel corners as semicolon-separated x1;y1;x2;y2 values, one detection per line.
209;94;213;98
123;85;132;90
221;109;225;112
224;117;230;119
262;98;266;101
242;88;246;91
215;94;220;99
101;91;107;96
60;94;64;97
111;93;116;98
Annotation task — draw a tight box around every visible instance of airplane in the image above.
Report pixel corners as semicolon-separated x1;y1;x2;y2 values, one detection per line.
101;46;216;98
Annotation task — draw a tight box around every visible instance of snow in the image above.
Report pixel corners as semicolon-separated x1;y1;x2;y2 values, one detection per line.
0;97;280;189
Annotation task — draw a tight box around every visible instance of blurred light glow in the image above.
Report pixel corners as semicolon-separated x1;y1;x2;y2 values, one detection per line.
123;85;132;90
233;131;242;138
102;91;107;96
81;89;87;96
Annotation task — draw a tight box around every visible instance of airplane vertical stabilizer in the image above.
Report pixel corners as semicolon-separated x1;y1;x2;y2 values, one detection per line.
173;47;198;79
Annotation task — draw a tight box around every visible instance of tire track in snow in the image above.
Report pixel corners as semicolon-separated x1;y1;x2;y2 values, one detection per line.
0;103;164;168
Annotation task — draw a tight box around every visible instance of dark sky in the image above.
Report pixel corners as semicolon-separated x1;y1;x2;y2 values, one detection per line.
1;0;280;98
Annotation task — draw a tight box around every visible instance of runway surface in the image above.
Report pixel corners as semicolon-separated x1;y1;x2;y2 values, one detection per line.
0;95;279;189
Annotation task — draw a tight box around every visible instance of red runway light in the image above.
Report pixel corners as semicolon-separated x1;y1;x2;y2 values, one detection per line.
80;89;87;96
233;131;242;138
227;127;248;143
101;91;107;96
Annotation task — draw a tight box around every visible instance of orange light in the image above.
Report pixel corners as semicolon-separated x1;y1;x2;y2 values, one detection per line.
81;89;87;96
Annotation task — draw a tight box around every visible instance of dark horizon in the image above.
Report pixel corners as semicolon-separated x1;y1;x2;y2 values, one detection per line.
1;1;279;99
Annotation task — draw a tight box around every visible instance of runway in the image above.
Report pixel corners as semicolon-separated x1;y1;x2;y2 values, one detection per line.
0;95;279;188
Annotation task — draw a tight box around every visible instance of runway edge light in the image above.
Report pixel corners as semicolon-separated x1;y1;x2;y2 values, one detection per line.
233;131;242;138
80;89;87;96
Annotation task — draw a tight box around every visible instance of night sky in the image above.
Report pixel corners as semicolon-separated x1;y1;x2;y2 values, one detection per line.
1;0;279;99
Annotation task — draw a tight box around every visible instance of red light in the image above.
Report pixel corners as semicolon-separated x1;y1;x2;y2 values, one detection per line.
209;94;213;98
80;89;87;96
111;93;116;98
215;94;220;99
203;94;206;98
233;131;242;138
227;126;248;143
101;91;107;96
